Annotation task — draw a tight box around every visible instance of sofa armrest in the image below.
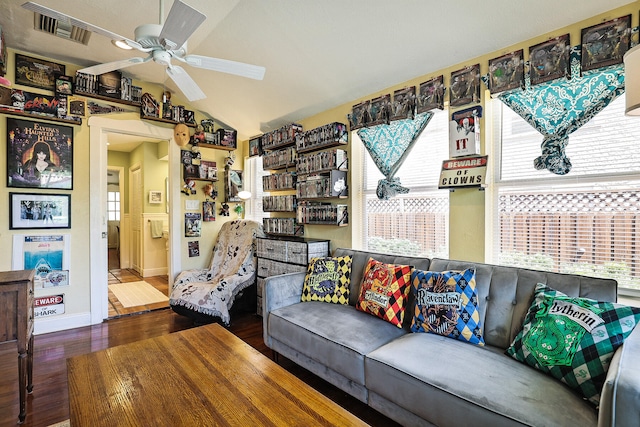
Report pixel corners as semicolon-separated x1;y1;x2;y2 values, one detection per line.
262;272;306;348
598;325;640;427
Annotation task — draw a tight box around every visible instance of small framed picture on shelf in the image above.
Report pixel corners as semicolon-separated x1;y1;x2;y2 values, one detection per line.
249;136;262;157
417;75;445;113
529;34;570;86
140;93;160;118
55;75;74;96
9;192;71;230
488;49;524;94
581;15;631;72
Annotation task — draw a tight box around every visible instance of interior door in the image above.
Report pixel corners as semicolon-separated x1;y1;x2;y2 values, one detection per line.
130;165;142;275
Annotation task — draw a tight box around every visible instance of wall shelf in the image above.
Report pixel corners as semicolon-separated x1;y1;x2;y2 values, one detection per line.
74;90;142;108
0;108;82;125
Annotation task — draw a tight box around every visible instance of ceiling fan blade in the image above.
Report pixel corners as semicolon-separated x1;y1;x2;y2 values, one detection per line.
22;2;147;51
78;57;149;75
159;0;206;50
184;55;266;80
166;65;206;101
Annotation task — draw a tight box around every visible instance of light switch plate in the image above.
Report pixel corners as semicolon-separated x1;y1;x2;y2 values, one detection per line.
185;200;199;210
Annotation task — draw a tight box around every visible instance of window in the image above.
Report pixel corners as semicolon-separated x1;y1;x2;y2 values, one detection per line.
243;155;270;222
489;94;640;295
358;108;450;257
107;191;120;221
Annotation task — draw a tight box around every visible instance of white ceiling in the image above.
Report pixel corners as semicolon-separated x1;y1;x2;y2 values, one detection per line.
1;0;635;140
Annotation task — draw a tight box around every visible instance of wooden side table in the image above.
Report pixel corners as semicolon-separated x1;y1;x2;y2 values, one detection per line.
0;270;35;424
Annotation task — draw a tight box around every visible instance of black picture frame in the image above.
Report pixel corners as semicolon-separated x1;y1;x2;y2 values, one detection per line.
417;75;445;113
7;117;74;189
9;192;71;230
529;34;570;86
488;49;524;94
14;53;65;91
55;75;73;96
581;15;631;73
449;64;480;107
249;136;262;157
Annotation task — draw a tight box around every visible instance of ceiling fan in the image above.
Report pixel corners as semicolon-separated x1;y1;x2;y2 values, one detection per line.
22;1;266;101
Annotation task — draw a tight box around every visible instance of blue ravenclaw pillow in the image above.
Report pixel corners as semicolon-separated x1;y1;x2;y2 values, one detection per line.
301;256;352;304
410;268;485;346
506;283;640;406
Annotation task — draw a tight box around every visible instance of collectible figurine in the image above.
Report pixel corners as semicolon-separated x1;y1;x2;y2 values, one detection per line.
220;202;230;216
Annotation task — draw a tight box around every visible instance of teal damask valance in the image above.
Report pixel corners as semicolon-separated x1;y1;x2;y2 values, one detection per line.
357;111;433;199
497;49;625;175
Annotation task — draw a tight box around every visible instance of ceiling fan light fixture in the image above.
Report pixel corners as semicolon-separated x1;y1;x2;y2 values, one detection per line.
112;40;133;50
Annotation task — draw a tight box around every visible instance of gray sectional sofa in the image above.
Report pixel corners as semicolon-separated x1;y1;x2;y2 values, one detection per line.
262;247;640;427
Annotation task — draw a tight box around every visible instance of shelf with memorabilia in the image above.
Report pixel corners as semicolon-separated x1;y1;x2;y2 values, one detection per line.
0;86;82;125
74;71;142;108
260;123;303;152
296;170;348;200
262;217;304;237
262;146;297;171
295;122;348;154
263;171;297;192
262;195;297;213
297;203;349;226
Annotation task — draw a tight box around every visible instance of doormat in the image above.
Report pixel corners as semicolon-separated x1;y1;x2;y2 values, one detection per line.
108;281;169;308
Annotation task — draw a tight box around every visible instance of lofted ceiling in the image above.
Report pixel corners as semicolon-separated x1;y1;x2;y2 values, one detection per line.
1;0;635;140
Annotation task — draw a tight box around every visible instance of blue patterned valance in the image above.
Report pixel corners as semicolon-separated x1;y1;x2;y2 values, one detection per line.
357;112;433;199
497;50;625;175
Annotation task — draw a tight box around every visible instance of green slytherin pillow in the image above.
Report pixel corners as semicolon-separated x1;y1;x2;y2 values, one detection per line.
506;283;640;406
301;256;352;304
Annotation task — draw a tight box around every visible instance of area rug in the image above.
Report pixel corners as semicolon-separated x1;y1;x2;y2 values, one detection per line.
108;281;169;308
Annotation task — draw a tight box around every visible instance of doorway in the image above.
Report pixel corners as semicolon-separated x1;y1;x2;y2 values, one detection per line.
89;117;182;324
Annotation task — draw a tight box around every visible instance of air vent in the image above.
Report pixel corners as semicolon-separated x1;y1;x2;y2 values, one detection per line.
33;13;91;45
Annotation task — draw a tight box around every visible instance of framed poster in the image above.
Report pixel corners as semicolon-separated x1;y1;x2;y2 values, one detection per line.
9;192;70;229
15;53;65;91
581;15;631;72
529;34;570;86
417;75;445;113
249;137;262;157
449;64;480;107
488;50;524;94
55;75;73;96
7;118;74;189
12;234;70;289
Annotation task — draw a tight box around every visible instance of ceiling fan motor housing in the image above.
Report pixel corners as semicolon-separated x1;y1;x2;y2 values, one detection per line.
134;24;163;49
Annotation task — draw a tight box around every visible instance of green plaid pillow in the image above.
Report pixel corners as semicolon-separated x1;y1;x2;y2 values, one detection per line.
506;283;640;406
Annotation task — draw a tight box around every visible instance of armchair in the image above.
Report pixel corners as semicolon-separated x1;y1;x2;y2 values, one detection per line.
169;219;264;325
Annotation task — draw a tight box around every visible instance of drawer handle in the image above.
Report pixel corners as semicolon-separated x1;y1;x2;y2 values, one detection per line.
260;266;268;270
291;251;302;254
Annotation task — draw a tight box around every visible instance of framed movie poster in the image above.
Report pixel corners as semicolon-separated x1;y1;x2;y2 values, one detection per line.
529;34;570;86
7;118;74;189
417;75;445;113
14;53;65;91
488;49;524;94
449;64;480;107
581;15;631;72
12;234;71;289
249;136;262;157
9;192;71;230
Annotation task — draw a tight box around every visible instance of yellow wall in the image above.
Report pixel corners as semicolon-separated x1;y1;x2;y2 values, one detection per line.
283;2;639;262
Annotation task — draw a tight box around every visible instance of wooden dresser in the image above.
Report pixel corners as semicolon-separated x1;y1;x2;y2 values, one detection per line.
0;269;35;424
256;236;329;315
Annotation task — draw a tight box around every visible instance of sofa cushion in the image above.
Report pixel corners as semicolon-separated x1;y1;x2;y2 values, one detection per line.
269;301;407;385
410;268;485;346
356;258;413;328
301;256;352;304
365;333;597;426
506;283;640;406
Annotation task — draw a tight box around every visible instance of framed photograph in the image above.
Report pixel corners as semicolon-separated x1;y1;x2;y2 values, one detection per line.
68;95;86;117
488;49;524;94
202;201;216;222
14;53;65;91
349;100;370;130
7;117;74;189
55;75;73;96
249;136;262;157
225;169;244;202
149;190;162;204
12;234;71;289
417;75;445;113
390;86;416;121
529;34;570;86
9;192;71;230
581;15;631;72
449;64;480;107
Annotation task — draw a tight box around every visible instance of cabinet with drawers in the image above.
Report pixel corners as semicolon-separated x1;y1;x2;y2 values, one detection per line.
256;236;329;315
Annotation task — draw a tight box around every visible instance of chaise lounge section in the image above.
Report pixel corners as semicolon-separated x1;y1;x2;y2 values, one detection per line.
262;247;640;426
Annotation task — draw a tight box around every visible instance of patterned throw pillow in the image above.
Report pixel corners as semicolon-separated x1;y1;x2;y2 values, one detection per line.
506;283;640;406
356;258;413;328
410;268;485;346
301;256;352;304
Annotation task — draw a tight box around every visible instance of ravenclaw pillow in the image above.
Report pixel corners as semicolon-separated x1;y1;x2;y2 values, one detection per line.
356;258;413;328
410;268;485;346
506;283;640;406
301;256;352;304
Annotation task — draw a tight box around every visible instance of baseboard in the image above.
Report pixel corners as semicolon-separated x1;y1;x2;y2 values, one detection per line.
34;312;93;335
143;267;168;277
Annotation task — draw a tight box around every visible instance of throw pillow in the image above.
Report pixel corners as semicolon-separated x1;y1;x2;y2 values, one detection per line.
506;283;640;406
355;258;413;328
301;256;352;304
410;268;485;346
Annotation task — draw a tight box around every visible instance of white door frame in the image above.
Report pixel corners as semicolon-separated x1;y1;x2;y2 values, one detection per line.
88;117;182;324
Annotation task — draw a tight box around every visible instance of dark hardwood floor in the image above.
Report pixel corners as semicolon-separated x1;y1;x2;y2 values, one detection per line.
0;307;400;427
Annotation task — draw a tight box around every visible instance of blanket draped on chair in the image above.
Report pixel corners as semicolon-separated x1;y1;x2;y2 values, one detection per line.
169;220;264;325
